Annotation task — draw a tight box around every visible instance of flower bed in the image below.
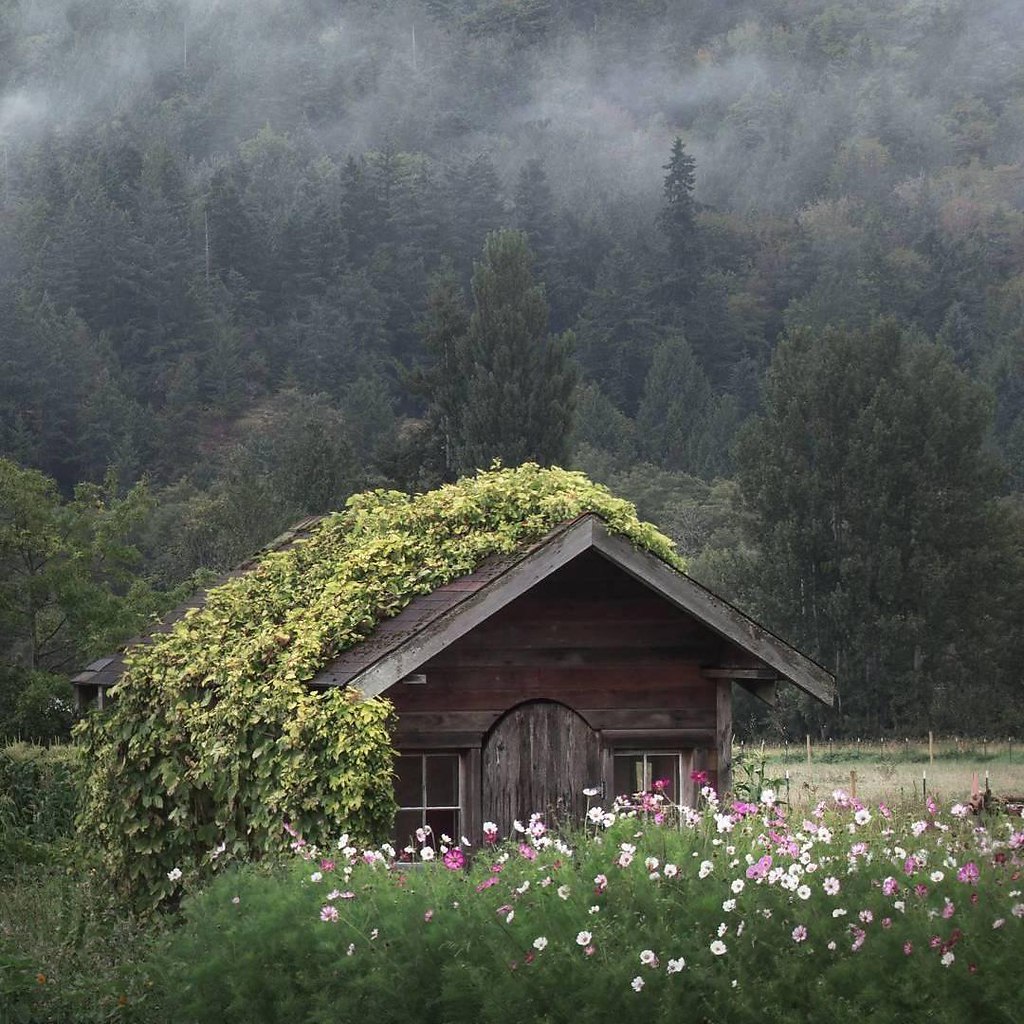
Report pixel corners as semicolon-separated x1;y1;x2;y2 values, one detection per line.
154;788;1024;1024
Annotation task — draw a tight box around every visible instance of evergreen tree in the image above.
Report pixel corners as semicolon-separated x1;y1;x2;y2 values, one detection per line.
635;334;715;476
736;320;1017;734
658;136;703;299
454;230;576;473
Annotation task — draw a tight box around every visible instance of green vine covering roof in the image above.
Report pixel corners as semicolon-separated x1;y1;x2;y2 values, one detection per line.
75;464;683;911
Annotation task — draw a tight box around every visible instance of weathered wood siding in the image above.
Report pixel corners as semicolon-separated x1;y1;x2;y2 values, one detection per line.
390;551;744;793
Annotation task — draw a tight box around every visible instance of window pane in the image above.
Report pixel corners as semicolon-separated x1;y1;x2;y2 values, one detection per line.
648;754;679;801
426;755;459;806
425;808;458;842
613;755;644;798
395;809;423;850
395;755;423;808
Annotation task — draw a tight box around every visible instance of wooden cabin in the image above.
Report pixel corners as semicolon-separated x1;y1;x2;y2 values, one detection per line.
73;512;834;843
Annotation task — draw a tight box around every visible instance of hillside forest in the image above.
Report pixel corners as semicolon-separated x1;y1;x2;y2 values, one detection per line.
1;0;1023;741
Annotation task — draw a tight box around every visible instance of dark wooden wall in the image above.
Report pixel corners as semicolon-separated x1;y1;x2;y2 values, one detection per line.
390;550;746;810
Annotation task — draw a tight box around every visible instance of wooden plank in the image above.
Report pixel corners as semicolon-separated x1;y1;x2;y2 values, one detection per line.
584;708;717;731
702;667;777;680
426;644;718;668
716;680;733;797
590;524;835;705
391;679;720;720
392;731;485;748
464;747;482;843
599;728;715;743
434;621;713;651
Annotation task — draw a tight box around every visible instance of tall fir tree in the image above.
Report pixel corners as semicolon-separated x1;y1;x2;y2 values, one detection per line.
658;136;703;300
455;230;576;473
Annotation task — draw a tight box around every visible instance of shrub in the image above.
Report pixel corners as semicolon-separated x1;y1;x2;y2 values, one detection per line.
0;743;80;866
152;792;1024;1024
75;465;681;913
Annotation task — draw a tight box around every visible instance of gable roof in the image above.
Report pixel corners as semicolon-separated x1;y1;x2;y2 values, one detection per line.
311;513;835;705
69;466;834;708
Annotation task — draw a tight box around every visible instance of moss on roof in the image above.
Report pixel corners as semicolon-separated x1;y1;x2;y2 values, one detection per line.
75;465;682;910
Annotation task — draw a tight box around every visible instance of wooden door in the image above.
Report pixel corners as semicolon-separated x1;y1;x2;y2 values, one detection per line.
482;701;602;836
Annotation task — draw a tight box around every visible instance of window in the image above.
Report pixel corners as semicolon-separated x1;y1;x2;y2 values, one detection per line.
613;752;685;804
394;753;461;848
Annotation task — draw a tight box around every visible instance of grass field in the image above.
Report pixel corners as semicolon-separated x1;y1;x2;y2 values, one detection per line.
740;737;1024;808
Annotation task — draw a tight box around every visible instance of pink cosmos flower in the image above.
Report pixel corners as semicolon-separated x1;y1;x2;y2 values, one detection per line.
957;861;980;885
519;844;537;861
423;909;434;922
320;905;339;923
320;859;335;872
443;848;466;871
903;941;914;956
792;925;808;943
475;876;499;892
882;877;899;896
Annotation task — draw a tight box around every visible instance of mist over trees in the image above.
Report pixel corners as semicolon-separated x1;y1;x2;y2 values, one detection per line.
1;0;1023;738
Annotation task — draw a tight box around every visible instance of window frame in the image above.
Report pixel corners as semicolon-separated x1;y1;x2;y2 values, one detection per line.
394;750;464;847
609;747;698;807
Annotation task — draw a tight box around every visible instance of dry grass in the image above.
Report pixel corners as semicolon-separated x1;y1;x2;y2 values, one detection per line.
739;737;1024;809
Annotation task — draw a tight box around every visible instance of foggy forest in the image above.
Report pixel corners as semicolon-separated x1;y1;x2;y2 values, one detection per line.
2;0;1024;740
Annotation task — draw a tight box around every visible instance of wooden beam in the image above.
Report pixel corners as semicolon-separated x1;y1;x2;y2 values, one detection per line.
599;728;715;744
702;667;777;680
716;680;733;797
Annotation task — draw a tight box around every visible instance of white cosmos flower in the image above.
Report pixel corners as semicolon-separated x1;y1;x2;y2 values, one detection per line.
699;860;714;879
419;847;435;861
533;936;548;951
167;867;182;882
639;949;657;966
664;863;678;878
576;931;592;946
666;957;685;973
631;976;645;992
710;940;727;955
731;879;745;894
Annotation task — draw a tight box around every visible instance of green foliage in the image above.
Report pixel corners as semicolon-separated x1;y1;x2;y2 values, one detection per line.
0;743;80;867
75;465;682;913
0;859;161;1023
149;798;1023;1024
736;321;1022;734
0;459;169;741
452;230;578;474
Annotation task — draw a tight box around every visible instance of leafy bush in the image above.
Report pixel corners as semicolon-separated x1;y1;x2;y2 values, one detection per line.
151;792;1024;1024
75;465;681;913
0;743;80;866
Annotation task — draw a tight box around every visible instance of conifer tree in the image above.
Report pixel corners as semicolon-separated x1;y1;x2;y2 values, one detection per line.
658;136;703;298
455;229;576;473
